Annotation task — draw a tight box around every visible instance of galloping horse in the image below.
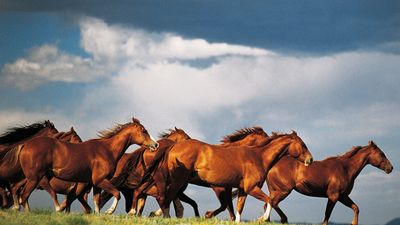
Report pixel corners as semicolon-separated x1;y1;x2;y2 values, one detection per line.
10;127;88;212
17;117;158;214
37;127;92;213
265;141;393;225
137;131;313;221
0;121;59;210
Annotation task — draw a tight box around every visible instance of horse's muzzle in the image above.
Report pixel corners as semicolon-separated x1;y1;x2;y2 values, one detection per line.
384;165;393;174
148;142;159;151
304;157;313;166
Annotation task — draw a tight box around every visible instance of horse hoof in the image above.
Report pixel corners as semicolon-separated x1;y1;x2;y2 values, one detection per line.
105;210;114;215
204;211;214;218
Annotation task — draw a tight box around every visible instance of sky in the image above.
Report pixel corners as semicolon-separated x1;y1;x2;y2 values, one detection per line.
1;1;400;224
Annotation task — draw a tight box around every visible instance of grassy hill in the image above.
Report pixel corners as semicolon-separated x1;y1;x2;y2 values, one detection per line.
0;209;310;225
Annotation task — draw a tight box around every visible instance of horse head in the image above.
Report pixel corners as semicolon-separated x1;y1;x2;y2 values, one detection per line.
286;130;313;166
366;140;393;174
127;117;159;151
160;127;191;142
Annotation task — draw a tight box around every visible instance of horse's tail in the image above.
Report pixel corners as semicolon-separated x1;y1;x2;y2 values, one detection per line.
0;144;23;169
99;148;146;209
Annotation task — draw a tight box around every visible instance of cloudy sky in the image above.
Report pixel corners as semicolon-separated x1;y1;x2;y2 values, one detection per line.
1;1;399;224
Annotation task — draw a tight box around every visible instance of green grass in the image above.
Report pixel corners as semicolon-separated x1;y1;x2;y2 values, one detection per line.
0;209;309;225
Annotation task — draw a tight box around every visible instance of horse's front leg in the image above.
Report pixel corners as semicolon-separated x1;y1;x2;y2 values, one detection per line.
95;179;121;214
322;198;337;225
339;195;359;225
38;177;61;212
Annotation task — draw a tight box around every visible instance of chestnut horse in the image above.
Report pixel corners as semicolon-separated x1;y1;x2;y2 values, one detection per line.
10;127;88;212
265;141;393;225
37;127;92;213
99;127;193;217
137;131;313;221
0;121;59;210
17;117;158;214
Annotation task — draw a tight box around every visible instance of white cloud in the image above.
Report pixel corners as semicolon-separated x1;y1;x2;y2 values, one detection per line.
0;44;109;89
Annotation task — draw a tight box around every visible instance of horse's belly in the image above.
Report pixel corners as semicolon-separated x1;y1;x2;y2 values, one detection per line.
196;168;241;187
52;167;91;183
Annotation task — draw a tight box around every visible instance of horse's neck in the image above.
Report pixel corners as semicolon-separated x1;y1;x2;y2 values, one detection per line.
259;138;289;171
344;149;370;181
103;131;132;162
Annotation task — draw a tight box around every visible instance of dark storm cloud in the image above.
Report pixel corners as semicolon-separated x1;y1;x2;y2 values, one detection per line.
2;0;399;54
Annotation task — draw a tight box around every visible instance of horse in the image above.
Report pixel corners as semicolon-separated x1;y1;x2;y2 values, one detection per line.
265;141;393;225
17;117;158;214
136;131;313;221
37;127;92;213
0;120;59;210
99;127;193;217
8;127;88;212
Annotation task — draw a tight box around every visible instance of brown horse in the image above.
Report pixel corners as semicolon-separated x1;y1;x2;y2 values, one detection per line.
137;131;313;221
0;121;59;210
99;127;193;217
37;127;93;213
17;117;158;214
9;127;87;212
265;141;393;225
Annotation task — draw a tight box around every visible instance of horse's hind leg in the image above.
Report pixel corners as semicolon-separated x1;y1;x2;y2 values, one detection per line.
177;189;199;217
39;177;61;212
235;189;248;222
95;179;120;214
339;195;359;225
19;179;40;212
205;186;228;219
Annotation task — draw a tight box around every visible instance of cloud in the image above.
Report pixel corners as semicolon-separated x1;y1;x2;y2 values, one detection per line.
0;44;108;89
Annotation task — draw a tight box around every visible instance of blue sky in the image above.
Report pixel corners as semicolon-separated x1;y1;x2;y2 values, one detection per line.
1;1;400;224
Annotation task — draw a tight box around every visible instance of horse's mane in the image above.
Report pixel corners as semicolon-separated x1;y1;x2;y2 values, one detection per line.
220;126;266;144
0;121;52;144
325;146;364;160
256;131;294;147
159;129;176;138
98;118;141;139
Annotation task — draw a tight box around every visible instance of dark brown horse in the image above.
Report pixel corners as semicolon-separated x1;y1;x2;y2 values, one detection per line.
17;117;158;214
99;127;193;217
265;141;393;225
137;131;313;221
0;121;59;210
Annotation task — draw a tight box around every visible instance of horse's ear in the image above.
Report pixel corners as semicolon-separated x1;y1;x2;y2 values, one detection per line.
132;117;140;124
45;120;52;127
291;130;297;136
174;127;178;131
70;127;75;132
368;140;376;146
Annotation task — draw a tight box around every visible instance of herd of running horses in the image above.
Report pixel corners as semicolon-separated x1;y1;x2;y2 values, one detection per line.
0;118;393;225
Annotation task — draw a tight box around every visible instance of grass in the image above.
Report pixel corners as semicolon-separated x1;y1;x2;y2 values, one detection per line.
0;209;310;225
